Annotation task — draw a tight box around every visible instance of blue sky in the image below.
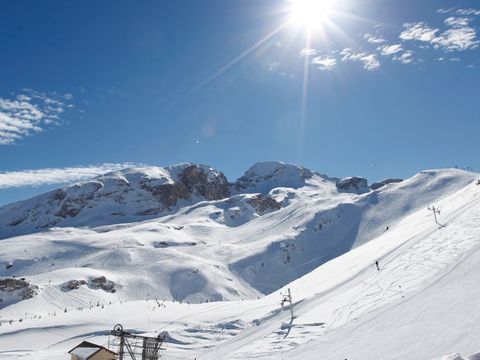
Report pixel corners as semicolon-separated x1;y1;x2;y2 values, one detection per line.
0;0;479;205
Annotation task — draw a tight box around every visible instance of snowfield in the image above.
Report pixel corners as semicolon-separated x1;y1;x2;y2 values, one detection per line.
0;162;479;359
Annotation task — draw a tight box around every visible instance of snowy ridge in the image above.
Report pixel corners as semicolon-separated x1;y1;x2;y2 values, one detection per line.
0;163;479;359
232;161;318;194
0;163;230;239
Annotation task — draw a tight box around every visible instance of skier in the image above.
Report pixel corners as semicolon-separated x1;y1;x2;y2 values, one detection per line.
385;225;390;231
375;260;380;271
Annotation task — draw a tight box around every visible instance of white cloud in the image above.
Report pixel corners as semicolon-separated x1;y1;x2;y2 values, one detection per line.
0;163;141;189
437;8;453;14
445;17;471;27
0;91;73;145
341;49;380;71
377;43;414;64
400;21;479;52
311;56;337;71
432;27;479;51
456;9;480;16
364;33;386;44
438;8;480;16
393;50;415;64
400;22;438;43
300;48;317;56
380;44;404;56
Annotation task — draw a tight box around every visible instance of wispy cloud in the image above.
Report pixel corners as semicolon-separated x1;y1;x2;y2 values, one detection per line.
311;56;337;71
380;44;404;56
400;22;439;43
300;48;317;56
393;50;415;64
444;17;471;28
0;163;141;189
289;7;480;76
432;27;479;51
341;49;381;71
400;19;479;52
0;90;74;145
364;33;386;44
438;8;480;16
377;44;416;64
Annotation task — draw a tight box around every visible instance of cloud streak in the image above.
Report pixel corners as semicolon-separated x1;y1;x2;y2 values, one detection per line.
438;8;480;16
364;33;386;44
0;90;73;145
311;56;337;71
341;49;381;71
380;44;404;56
0;163;141;189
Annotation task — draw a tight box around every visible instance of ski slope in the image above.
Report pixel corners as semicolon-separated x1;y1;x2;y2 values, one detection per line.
0;165;479;359
203;179;480;359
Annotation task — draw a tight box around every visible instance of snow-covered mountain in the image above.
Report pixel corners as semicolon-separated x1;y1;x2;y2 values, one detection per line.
0;161;479;359
0;163;230;239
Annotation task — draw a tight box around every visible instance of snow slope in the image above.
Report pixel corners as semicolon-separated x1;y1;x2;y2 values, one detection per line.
0;163;230;239
0;163;479;359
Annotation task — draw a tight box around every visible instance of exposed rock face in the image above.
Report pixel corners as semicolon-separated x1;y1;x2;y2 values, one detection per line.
88;276;116;292
246;194;282;215
371;178;404;190
181;165;229;200
63;279;87;291
336;177;369;192
0;278;38;306
142;164;229;208
0;163;230;239
63;277;117;293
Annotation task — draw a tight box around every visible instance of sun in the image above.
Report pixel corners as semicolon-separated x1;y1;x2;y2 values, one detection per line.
288;0;335;30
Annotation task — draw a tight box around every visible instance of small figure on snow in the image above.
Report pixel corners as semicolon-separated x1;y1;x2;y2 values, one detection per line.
385;225;390;231
375;260;380;271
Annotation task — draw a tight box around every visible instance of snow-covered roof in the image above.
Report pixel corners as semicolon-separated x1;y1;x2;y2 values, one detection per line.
70;346;100;359
68;341;116;359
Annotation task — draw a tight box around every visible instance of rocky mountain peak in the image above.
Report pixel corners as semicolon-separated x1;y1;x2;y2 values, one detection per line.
0;163;229;239
233;161;314;194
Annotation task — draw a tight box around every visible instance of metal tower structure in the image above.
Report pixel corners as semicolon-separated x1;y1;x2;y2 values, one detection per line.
109;324;167;360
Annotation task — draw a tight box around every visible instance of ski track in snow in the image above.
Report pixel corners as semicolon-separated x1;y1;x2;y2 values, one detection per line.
200;184;480;359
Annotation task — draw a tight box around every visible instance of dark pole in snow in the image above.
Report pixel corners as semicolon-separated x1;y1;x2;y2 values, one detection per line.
288;288;294;323
428;205;441;225
119;333;125;360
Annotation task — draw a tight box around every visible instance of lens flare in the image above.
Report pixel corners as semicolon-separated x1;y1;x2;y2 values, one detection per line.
288;0;335;30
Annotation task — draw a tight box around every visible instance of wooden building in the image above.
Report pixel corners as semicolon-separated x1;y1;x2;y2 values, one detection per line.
68;341;117;360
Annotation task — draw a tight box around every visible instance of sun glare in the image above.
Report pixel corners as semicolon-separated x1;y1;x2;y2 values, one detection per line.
288;0;335;30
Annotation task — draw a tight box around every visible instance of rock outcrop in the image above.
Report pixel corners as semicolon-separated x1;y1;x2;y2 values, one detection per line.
0;278;38;307
62;277;117;293
371;178;403;190
246;194;282;215
336;177;369;192
142;164;229;208
0;163;229;239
